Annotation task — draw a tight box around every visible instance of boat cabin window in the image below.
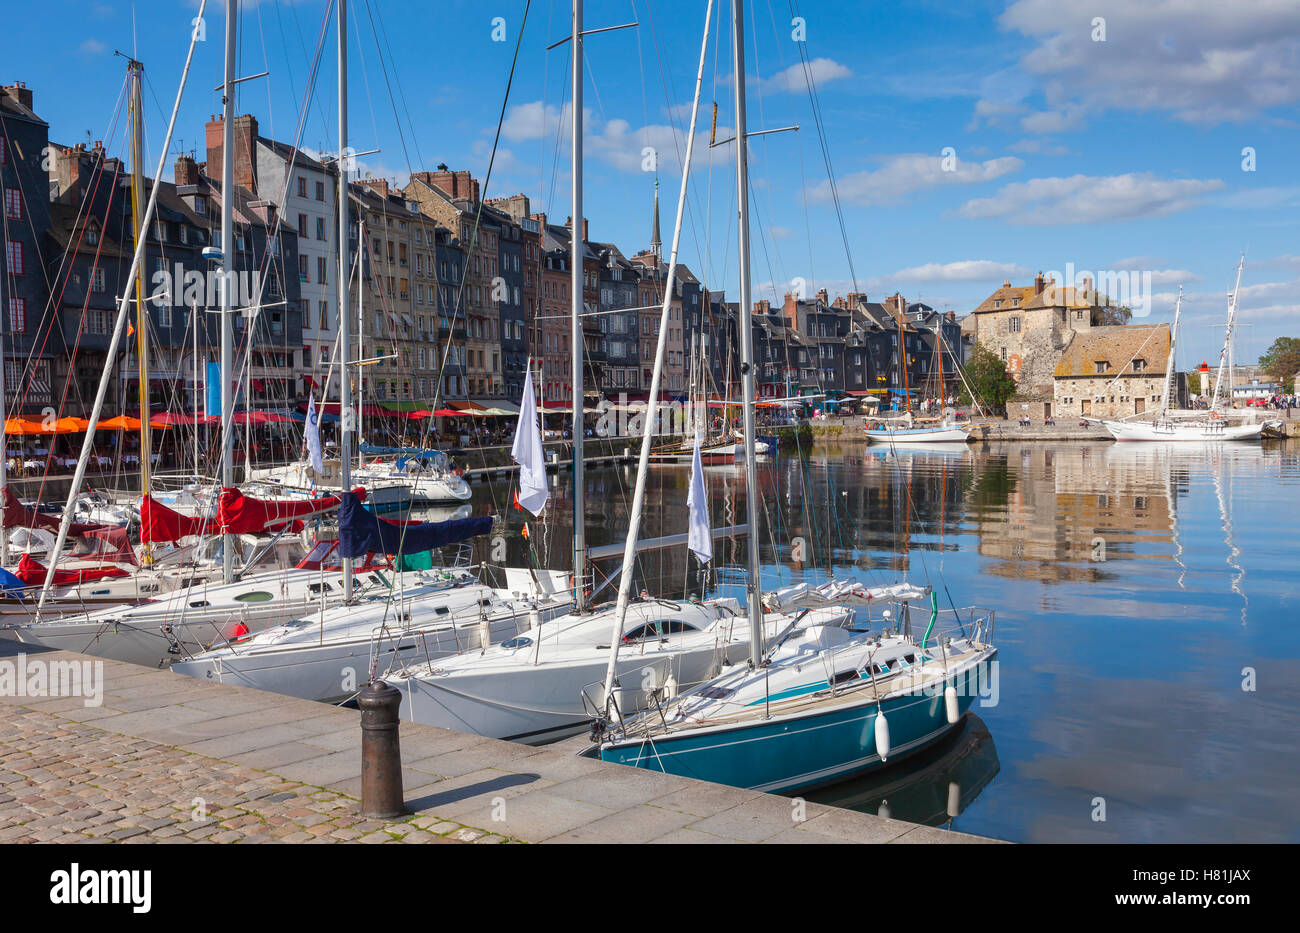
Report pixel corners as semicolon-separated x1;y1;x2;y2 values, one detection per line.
622;619;699;641
501;636;532;650
830;670;859;686
308;582;333;594
234;591;275;603
189;600;211;608
434;606;450;616
866;663;891;676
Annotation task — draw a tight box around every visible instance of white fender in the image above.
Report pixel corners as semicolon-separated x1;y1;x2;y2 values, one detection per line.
945;684;960;724
947;781;961;818
874;710;891;761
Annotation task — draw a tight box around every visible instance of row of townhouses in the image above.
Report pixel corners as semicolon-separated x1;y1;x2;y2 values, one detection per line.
2;86;971;420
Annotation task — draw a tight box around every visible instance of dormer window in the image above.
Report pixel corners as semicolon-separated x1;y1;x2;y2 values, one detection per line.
1012;297;1020;307
1095;361;1110;374
194;196;207;215
994;299;1002;308
1132;358;1147;372
85;226;99;246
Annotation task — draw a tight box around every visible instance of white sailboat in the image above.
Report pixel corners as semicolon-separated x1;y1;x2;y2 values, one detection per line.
1101;266;1277;441
594;0;997;793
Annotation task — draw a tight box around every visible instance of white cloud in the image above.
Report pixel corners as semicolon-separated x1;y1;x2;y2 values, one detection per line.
888;260;1032;283
757;58;852;95
496;100;720;178
78;39;106;55
987;0;1300;127
955;173;1225;224
810;153;1023;207
769;226;793;240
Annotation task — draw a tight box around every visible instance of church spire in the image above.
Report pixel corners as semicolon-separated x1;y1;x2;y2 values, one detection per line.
650;177;662;266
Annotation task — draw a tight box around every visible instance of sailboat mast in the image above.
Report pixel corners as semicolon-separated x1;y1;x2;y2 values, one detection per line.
357;220;365;472
570;0;587;612
337;0;354;600
601;0;713;703
1210;255;1243;411
732;0;764;665
219;0;237;585
899;314;911;415
1160;287;1181;417
128;60;152;550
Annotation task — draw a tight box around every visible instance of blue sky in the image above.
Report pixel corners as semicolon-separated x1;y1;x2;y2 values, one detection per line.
12;0;1300;367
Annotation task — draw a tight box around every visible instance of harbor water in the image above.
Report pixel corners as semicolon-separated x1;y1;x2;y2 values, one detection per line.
464;439;1300;843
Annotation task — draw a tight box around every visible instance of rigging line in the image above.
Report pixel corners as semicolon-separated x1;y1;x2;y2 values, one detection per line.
3;80;130;426
361;0;421;175
427;0;532;424
786;0;856;295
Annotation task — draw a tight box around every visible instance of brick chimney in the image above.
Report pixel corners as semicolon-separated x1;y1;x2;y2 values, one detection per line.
205;113;259;193
357;176;389;197
782;292;798;325
754;298;771;315
815;287;829;306
1;81;33;112
563;215;590;243
413;168;480;205
174;154;200;187
1034;271;1045;295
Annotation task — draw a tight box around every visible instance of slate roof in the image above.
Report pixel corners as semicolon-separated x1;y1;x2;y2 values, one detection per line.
1053;325;1171;379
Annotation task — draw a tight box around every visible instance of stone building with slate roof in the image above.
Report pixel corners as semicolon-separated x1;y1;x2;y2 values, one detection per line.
1052;324;1172;420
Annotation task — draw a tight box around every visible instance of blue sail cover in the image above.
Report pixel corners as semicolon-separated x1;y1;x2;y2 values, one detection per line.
360;442;448;463
337;491;491;559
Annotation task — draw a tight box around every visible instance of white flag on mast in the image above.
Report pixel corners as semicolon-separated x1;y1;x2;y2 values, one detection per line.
511;365;549;516
687;433;712;564
305;392;324;473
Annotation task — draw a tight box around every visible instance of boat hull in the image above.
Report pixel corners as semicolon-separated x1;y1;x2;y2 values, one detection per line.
170;613;541;703
1101;418;1265;441
394;644;744;745
599;682;980;794
864;426;971;444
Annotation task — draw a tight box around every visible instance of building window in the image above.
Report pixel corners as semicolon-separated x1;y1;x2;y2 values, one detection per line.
1095;361;1110;374
4;187;21;220
91;267;106;293
1132;358;1146;372
318;256;327;283
319;302;329;330
1010;316;1021;333
298;177;307;198
5;240;23;275
299;255;309;282
315;181;325;201
8;297;25;332
298;213;308;237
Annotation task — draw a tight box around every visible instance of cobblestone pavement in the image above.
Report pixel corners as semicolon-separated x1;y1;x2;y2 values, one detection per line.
0;708;487;844
0;640;1000;844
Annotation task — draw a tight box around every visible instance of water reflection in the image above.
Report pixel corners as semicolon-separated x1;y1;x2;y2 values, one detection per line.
803;714;1000;830
464;439;1300;842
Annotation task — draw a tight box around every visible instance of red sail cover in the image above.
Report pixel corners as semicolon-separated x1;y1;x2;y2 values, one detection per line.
14;553;130;587
140;494;215;543
2;488;106;538
215;487;365;535
72;527;140;566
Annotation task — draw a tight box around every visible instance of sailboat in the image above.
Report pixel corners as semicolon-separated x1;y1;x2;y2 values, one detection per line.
593;1;997;793
1100;264;1279;441
865;310;970;444
382;0;817;744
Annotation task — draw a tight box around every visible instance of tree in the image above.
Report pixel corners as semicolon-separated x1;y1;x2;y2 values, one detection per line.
959;344;1018;415
1094;304;1133;326
1187;369;1201;397
1259;336;1300;390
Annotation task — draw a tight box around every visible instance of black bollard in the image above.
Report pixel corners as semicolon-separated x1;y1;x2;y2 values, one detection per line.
359;680;407;819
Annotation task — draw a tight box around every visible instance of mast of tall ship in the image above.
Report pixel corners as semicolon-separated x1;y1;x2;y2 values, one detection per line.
733;0;764;665
1210;255;1244;412
1160;286;1182;417
569;0;587;612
